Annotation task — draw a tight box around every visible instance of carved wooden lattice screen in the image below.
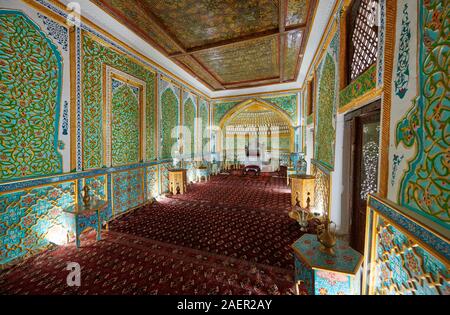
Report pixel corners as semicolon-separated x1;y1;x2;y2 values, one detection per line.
348;0;379;81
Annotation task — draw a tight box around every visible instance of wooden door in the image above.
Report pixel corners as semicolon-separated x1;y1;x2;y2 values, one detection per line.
345;101;380;253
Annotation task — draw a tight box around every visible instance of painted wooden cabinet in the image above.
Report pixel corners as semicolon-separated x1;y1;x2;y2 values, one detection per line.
168;168;188;195
292;234;363;295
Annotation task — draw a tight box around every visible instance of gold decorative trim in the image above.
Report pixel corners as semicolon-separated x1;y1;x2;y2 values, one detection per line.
337;88;382;114
363;195;450;295
379;0;397;197
69;25;77;171
370;195;450;243
300;0;341;90
210;88;302;101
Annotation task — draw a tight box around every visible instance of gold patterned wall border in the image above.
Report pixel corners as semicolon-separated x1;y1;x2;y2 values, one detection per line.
379;0;397;198
338;88;382;114
311;160;332;217
300;0;340;90
103;66;147;167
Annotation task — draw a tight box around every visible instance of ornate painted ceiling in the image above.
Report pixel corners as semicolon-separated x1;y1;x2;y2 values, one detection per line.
91;0;317;91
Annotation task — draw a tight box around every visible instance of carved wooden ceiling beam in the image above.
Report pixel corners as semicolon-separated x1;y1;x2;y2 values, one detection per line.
168;24;306;59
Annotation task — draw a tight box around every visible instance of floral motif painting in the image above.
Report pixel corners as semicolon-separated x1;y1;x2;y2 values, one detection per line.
0;11;62;182
395;0;449;228
339;64;377;108
0;181;75;265
374;216;449;295
394;3;411;99
213;101;240;126
183;98;196;158
111;84;140;166
199;99;209;156
160;88;179;160
82;33;156;169
314;53;336;169
112;169;144;216
262;94;298;122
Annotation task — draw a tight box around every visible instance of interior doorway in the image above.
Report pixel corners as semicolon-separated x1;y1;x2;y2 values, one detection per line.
344;100;381;254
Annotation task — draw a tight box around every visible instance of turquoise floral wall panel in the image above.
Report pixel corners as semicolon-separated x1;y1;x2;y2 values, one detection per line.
339;64;377;108
111;83;140;166
84;175;107;201
314;270;352;295
0;11;63;182
213;101;240;126
160;88;179;160
373;216;449;295
262;94;298;122
365;196;449;295
388;0;449;229
183;98;196;158
159;162;171;194
314;52;336;170
146;165;158;199
0;181;75;265
199;99;209;156
112;168;144;216
82;33;156;169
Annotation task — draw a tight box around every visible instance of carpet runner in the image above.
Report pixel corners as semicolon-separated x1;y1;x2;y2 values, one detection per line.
0;174;310;295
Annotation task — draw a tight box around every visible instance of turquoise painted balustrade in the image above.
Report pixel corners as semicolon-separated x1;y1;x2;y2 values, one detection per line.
0;160;171;267
363;195;450;295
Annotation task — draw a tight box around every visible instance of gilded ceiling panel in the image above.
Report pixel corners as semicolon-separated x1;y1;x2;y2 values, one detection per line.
91;0;181;53
175;55;224;90
286;0;308;26
92;0;317;90
284;30;303;80
194;36;279;84
141;0;279;49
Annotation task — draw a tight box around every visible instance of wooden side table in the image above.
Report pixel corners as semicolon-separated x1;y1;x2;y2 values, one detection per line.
287;167;297;185
290;174;315;206
168;168;187;194
292;234;363;295
63;199;109;248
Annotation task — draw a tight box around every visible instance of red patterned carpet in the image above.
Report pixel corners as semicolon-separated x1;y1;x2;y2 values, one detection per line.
0;174;311;295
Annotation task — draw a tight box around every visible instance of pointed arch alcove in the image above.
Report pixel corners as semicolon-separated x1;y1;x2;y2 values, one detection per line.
216;99;294;172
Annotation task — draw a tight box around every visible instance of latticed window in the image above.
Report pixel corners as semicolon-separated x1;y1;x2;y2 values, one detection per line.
347;0;379;82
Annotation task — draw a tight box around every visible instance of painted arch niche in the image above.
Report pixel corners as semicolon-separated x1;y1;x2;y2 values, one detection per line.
183;97;196;159
111;81;141;166
0;11;63;182
218;100;294;169
160;88;179;160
